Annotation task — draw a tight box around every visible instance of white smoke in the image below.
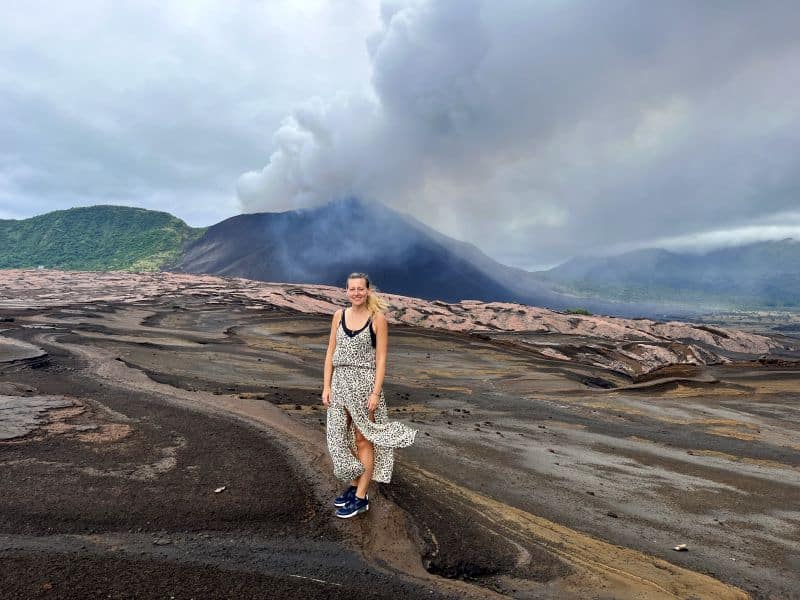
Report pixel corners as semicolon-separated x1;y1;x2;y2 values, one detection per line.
237;0;800;267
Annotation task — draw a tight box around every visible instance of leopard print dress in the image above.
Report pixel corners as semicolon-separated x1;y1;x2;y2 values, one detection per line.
327;310;416;483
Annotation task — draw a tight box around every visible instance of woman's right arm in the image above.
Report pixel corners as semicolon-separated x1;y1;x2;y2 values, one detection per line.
321;309;341;406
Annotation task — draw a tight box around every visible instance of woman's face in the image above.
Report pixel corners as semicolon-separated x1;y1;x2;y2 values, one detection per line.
346;278;369;307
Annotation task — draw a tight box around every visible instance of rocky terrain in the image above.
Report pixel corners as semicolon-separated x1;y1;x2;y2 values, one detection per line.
1;269;787;379
2;269;799;599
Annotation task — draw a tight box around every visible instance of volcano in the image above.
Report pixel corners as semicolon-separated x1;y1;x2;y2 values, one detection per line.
174;198;560;304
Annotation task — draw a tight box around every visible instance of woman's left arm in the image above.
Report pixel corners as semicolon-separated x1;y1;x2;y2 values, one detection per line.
368;313;388;413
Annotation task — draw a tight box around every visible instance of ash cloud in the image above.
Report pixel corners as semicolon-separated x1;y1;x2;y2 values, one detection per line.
238;0;800;268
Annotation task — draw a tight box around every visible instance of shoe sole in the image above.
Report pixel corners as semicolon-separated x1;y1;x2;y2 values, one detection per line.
335;505;369;519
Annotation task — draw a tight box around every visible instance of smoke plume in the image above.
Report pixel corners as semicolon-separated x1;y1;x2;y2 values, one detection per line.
238;0;800;267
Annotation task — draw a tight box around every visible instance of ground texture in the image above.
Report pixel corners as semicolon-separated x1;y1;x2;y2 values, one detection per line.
1;270;799;599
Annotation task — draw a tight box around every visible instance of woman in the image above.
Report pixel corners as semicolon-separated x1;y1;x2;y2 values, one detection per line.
321;272;417;518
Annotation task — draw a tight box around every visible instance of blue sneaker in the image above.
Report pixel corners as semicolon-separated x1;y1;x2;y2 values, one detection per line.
333;485;357;508
335;495;369;518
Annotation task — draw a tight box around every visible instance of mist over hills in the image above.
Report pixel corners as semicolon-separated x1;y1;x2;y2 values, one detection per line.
541;240;800;309
3;201;798;314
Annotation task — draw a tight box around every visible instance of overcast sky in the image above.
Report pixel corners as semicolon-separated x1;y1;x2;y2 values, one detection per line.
2;1;799;269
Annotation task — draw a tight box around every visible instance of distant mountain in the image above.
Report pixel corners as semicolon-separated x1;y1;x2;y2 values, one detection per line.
0;205;205;271
540;239;800;309
9;201;794;315
175;198;570;306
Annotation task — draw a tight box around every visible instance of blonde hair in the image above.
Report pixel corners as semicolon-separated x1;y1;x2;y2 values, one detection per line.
346;272;387;313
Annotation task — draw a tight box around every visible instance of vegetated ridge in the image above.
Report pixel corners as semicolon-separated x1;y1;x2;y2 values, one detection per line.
0;205;205;271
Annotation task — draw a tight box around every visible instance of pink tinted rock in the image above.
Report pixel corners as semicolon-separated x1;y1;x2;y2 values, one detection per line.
0;269;782;376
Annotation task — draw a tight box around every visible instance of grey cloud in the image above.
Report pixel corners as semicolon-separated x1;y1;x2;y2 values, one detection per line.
0;1;378;224
239;0;800;267
3;0;797;269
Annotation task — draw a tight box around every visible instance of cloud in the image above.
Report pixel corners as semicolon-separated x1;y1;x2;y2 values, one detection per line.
3;0;798;269
0;0;379;225
631;211;800;254
238;0;800;267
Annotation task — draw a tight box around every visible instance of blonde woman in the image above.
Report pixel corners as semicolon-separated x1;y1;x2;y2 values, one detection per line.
321;272;417;518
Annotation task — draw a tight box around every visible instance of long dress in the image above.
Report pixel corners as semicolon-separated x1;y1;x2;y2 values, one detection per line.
326;311;416;483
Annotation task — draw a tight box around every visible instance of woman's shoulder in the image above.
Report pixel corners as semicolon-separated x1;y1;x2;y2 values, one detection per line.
371;310;387;325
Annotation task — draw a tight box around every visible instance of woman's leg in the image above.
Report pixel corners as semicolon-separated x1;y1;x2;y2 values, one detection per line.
354;426;374;499
346;412;358;488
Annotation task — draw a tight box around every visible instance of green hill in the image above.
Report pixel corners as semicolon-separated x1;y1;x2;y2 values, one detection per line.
0;205;206;271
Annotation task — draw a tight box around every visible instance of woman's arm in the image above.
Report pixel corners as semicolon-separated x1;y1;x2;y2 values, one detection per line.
368;312;388;413
321;309;341;406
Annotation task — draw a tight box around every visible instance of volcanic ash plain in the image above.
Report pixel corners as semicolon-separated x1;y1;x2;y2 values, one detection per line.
1;270;799;599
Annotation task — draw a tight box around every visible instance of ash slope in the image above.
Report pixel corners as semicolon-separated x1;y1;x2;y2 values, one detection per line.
174;198;552;305
175;198;678;317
